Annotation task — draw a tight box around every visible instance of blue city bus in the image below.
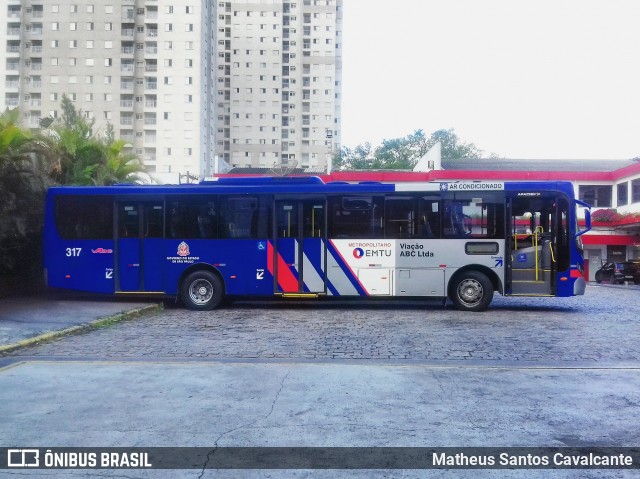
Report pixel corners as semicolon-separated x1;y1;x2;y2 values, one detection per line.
43;177;591;311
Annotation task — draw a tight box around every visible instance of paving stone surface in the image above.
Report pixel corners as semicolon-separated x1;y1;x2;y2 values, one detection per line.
4;284;639;363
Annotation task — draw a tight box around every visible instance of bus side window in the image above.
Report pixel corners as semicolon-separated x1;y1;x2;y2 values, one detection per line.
329;196;383;239
166;198;217;239
418;198;440;239
55;196;114;240
220;196;258;239
384;196;415;239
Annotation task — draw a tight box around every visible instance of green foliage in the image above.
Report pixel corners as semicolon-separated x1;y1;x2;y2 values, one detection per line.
334;128;487;171
42;94;146;185
0;98;147;291
0;108;45;279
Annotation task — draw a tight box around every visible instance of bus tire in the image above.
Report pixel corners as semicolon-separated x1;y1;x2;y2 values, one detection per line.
449;271;493;312
181;271;224;311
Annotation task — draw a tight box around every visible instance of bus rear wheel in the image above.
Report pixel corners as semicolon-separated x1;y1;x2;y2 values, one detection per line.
450;271;493;312
181;271;224;311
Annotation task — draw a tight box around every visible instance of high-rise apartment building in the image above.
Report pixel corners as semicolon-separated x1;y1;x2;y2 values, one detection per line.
1;0;342;181
1;0;215;184
212;0;342;172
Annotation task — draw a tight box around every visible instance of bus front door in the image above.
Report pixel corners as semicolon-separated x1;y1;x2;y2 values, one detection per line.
507;194;569;296
115;201;165;293
274;199;326;295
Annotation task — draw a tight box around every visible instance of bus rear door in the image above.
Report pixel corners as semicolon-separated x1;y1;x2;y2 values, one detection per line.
274;199;326;295
115;201;165;293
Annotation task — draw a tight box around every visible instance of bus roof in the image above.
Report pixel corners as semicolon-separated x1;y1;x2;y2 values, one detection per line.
46;178;576;198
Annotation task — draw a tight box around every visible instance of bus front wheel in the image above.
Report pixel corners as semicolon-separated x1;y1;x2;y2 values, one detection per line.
449;271;493;312
181;271;224;311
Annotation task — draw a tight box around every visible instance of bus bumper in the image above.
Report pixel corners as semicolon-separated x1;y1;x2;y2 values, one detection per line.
573;277;587;296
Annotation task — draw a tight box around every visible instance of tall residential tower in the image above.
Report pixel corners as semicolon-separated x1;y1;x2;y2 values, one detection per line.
1;0;342;181
212;0;342;173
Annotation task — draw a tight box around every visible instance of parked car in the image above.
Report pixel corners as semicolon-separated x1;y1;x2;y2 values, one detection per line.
595;261;640;284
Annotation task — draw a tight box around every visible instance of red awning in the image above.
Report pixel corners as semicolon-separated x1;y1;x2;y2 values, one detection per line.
581;235;639;246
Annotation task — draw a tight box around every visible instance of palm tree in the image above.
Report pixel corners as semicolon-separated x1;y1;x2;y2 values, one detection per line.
41;96;146;185
97;138;146;185
40;95;105;185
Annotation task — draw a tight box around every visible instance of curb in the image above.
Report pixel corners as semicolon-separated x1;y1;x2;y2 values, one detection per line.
0;303;163;355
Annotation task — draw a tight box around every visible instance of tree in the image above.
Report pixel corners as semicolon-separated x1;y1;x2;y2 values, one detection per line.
0;108;45;279
42;96;145;185
333;142;374;170
424;128;483;161
96;138;145;185
333;128;490;171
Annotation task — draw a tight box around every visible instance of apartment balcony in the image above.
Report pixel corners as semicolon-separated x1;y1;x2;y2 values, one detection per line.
121;29;135;37
120;118;134;126
145;46;158;55
145;64;157;72
146;29;158;37
121;47;135;55
6;62;21;71
5;99;19;107
120;82;134;91
7;28;21;36
145;100;157;108
32;80;42;88
121;65;134;73
6;45;21;54
30;99;42;107
31;63;43;71
120;100;133;107
31;45;42;53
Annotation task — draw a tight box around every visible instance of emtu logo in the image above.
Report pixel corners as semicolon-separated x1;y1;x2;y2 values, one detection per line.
353;248;364;259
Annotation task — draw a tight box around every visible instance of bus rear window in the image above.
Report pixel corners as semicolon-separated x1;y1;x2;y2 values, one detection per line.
55;196;114;239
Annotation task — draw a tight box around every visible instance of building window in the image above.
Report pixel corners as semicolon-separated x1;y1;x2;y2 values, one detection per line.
579;185;612;208
632;179;640;204
617;182;629;206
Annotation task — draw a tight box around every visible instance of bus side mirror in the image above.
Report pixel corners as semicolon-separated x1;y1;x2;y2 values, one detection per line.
575;200;591;237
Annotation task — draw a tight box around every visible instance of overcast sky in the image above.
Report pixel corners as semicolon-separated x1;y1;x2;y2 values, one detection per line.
340;0;640;159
